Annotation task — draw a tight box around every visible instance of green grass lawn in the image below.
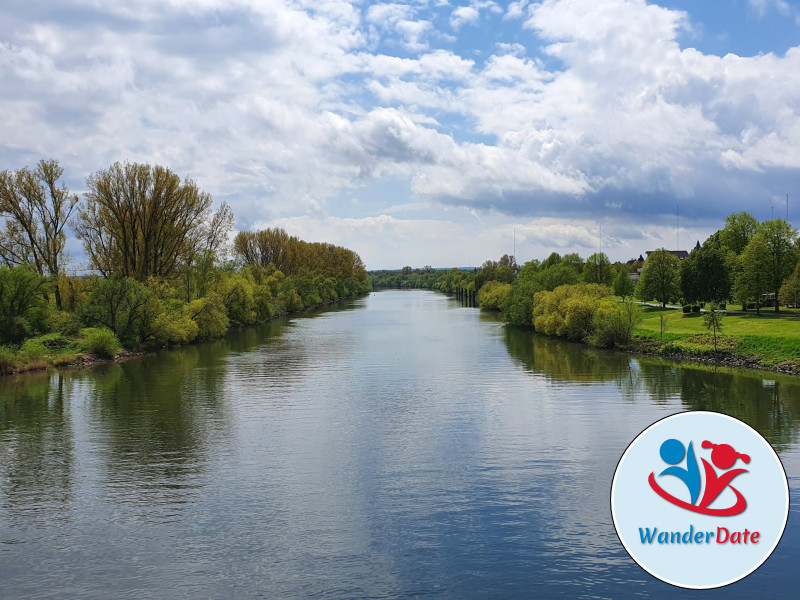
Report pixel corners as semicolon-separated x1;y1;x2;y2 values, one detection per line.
632;306;800;369
636;306;800;338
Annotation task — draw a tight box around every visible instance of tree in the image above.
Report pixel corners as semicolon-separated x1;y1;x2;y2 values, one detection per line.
76;162;213;281
582;252;614;285
0;159;79;309
680;243;731;304
702;303;724;352
756;219;798;312
779;261;800;311
734;236;771;312
0;265;49;342
720;211;758;256
636;249;680;307
612;268;635;299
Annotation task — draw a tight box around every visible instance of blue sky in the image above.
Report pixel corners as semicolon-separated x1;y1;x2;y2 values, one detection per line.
1;0;799;269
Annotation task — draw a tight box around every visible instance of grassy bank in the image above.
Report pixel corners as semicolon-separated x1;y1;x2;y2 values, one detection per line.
632;306;800;373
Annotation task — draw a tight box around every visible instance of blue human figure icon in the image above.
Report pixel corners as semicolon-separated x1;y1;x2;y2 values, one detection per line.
658;439;701;505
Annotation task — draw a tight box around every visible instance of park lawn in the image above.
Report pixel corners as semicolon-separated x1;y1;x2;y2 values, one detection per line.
632;306;800;370
635;306;800;338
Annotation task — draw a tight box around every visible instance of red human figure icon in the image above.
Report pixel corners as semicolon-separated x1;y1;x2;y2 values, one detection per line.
698;441;750;512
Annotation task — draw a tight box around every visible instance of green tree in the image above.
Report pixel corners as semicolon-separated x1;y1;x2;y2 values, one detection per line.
636;249;680;307
0;265;49;342
734;236;771;312
612;268;635;299
582;252;614;285
702;303;724;352
0;159;79;309
76;162;213;281
680;243;731;304
756;219;798;312
779;261;800;310
720;211;758;256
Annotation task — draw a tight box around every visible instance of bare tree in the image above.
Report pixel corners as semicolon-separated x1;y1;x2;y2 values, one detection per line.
0;159;79;309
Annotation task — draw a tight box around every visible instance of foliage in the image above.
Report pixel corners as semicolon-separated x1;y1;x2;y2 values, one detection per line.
81;327;121;358
0;265;49;343
477;280;511;310
612;268;635;298
0;159;79;310
184;294;229;339
582;252;615;286
533;283;612;341
589;300;642;348
750;219;798;312
636;249;680;307
680;242;731;304
779;261;800;308
20;338;48;363
0;345;17;373
76;162;214;280
702;303;724;351
734;235;771;313
719;211;759;256
81;275;157;345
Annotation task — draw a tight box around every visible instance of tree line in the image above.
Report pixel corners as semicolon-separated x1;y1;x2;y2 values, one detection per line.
0;159;370;369
368;210;799;347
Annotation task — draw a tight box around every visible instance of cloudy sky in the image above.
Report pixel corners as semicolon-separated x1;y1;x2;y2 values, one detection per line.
2;0;799;269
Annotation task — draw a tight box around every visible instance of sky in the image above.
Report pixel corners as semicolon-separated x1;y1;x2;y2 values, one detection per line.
1;0;799;270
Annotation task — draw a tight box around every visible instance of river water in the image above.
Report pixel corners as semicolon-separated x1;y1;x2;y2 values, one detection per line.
1;290;799;598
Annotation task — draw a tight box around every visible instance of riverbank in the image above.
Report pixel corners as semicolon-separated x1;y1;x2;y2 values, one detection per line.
629;306;800;375
0;294;369;377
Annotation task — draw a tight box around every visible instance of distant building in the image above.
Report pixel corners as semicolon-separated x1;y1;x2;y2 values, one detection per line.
645;250;689;261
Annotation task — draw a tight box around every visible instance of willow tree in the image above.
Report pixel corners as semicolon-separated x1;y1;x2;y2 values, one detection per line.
0;159;79;309
76;162;213;281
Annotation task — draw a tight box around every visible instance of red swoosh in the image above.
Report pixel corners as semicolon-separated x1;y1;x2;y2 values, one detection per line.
648;472;747;516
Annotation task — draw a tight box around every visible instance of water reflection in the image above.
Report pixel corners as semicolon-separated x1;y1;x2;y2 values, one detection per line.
503;326;800;447
0;291;798;599
0;372;73;524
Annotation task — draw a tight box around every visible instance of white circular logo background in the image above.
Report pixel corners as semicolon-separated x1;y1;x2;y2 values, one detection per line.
611;411;789;589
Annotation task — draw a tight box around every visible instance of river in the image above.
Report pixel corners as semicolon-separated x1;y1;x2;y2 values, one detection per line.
1;290;799;598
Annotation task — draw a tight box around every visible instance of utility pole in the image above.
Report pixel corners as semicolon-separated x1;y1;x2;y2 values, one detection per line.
676;205;679;251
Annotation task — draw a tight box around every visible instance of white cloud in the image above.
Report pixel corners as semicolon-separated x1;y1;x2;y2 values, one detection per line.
450;6;480;30
2;0;800;268
748;0;792;17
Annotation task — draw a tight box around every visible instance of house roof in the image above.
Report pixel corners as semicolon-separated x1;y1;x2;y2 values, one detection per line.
645;250;689;260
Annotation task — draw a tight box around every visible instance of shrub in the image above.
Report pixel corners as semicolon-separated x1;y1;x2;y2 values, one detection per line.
82;327;121;359
184;294;229;339
691;305;700;313
46;311;83;336
0;345;18;374
533;283;612;340
0;266;49;343
589;300;643;348
20;339;48;363
682;305;691;314
149;311;199;345
478;281;512;310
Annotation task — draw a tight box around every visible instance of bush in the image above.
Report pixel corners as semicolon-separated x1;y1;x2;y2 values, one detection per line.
0;266;49;343
691;305;701;313
682;305;691;314
20;339;48;363
184;294;229;339
478;281;512;310
82;328;121;359
149;311;199;345
589;300;643;348
0;345;18;374
533;283;612;340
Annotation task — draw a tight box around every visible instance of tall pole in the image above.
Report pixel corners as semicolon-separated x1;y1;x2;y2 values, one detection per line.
788;194;790;222
676;205;679;251
513;227;516;264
